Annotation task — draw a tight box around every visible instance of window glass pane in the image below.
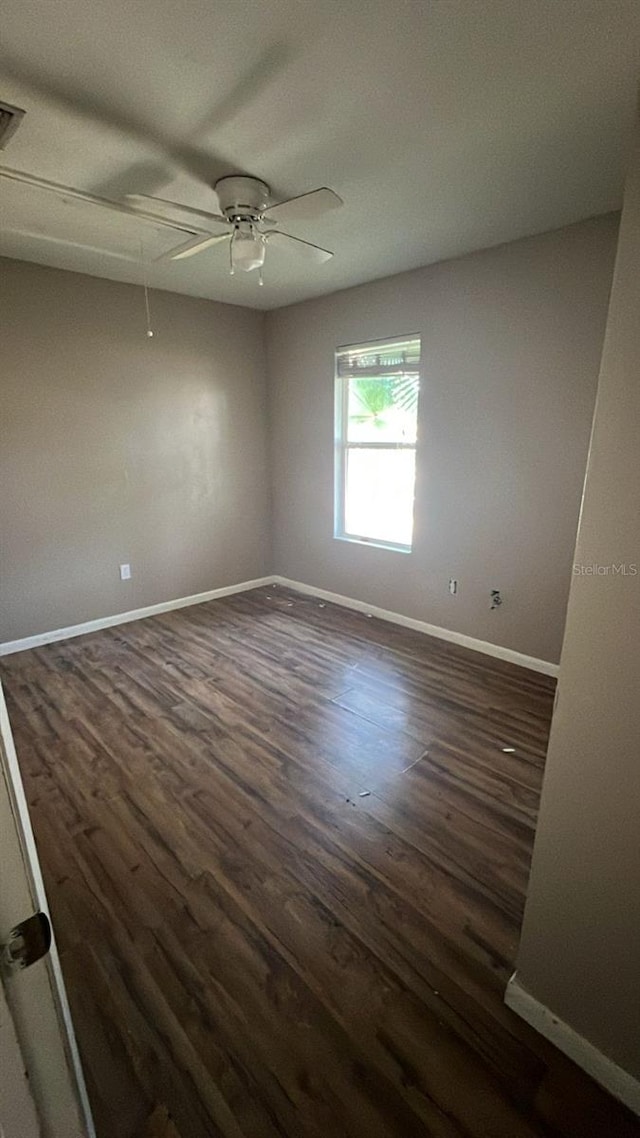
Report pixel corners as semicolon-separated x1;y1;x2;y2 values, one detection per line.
346;375;419;444
344;448;416;547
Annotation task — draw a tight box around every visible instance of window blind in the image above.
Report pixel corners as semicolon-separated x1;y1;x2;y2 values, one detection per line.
336;337;421;379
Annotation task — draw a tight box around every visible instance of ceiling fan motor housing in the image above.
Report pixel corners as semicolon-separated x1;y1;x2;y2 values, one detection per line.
215;175;270;220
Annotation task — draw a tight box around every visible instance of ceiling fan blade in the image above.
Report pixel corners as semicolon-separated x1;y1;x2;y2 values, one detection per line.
126;194;228;226
265;230;333;263
263;187;343;224
163;232;231;261
0;165;204;237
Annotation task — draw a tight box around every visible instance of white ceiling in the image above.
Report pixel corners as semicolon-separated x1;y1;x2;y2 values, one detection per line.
1;0;638;311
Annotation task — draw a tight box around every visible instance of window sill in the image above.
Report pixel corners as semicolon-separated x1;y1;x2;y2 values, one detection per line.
334;534;412;555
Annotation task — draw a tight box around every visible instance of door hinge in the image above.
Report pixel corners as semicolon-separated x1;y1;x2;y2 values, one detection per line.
2;912;51;972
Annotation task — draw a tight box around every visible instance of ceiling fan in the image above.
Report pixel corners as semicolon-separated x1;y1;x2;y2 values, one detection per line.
0;164;342;284
0;51;342;284
126;176;343;281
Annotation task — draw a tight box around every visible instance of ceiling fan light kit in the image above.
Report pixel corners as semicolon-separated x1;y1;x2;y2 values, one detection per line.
230;223;266;274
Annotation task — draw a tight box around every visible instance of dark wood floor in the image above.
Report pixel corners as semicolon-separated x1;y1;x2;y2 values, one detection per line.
2;586;638;1138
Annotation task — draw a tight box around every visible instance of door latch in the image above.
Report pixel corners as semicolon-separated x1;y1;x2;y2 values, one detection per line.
2;912;51;972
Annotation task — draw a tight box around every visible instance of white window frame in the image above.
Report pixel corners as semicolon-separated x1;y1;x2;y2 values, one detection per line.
334;335;421;553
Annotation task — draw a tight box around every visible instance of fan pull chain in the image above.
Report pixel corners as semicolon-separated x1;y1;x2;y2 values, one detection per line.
140;240;154;337
144;282;154;337
258;265;264;287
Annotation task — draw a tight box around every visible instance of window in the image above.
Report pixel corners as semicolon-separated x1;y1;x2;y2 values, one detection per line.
334;336;421;551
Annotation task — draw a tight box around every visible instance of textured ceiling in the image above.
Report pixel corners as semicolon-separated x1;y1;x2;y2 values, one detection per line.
0;0;638;310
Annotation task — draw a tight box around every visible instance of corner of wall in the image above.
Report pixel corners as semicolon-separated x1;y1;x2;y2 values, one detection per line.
262;306;279;577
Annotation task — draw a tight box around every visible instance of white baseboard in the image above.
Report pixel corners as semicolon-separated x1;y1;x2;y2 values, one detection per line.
0;576;275;656
505;975;640;1116
0;573;559;676
273;577;559;677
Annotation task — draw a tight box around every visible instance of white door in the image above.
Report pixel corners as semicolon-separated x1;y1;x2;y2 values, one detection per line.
0;681;95;1138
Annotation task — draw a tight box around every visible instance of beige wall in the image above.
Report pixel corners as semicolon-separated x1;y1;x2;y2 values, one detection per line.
0;259;269;642
266;215;618;664
514;132;640;1082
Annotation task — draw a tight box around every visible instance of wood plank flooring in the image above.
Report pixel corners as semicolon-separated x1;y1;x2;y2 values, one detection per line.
1;585;638;1138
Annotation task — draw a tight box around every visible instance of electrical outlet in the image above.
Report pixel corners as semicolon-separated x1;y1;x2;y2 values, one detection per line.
449;578;458;595
120;563;131;581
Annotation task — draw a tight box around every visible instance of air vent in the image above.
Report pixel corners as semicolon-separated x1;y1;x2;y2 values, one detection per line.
0;101;26;149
